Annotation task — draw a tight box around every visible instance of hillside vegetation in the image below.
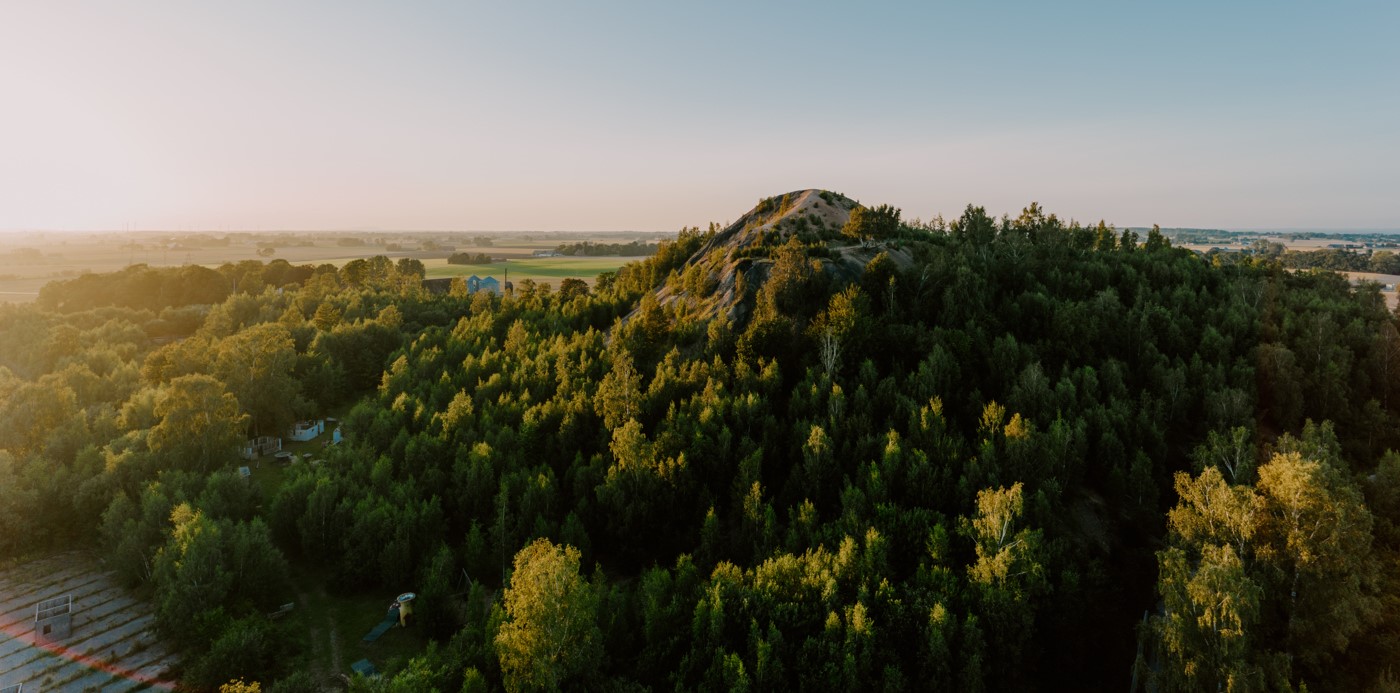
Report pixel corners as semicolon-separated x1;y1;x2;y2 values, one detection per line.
2;192;1399;691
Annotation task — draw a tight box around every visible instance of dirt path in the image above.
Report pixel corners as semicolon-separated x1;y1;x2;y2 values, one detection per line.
295;584;348;688
323;588;342;675
297;591;325;683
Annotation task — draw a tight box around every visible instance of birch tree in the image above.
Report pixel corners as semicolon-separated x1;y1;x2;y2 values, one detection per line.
496;538;600;691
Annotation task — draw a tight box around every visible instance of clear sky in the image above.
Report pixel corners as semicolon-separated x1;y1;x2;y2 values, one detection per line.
2;1;1397;232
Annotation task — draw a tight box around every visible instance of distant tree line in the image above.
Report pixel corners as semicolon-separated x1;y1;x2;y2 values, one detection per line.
554;240;658;257
1272;246;1400;275
448;252;496;265
37;264;232;312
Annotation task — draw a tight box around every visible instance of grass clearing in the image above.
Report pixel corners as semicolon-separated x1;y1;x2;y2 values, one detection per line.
282;565;432;684
243;406;352;500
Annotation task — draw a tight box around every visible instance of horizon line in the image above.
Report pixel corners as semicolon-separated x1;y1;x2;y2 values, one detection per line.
6;226;1400;236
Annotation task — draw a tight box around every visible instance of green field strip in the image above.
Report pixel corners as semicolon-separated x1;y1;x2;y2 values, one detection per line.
1;610;167;691
56;632;171;686
0;560;91;590
0;579;126;641
0;597;155;669
47;631;176;692
422;256;629;282
0;553;93;583
0;559;104;597
0;566;104;612
0;607;151;672
0;579;109;641
89;636;177;690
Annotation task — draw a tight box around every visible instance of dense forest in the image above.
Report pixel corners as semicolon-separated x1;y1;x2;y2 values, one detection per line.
3;190;1400;691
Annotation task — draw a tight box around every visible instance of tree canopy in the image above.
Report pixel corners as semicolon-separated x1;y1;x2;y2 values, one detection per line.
3;209;1400;691
495;539;600;691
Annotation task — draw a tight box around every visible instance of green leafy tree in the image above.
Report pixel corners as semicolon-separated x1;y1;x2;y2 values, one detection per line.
809;285;864;376
964;482;1042;594
396;257;426;280
153;504;234;643
1155;544;1263;692
0;452;36;557
1192;426;1257;484
495;538;601;691
1155;434;1380;688
962;481;1045;684
0;381;77;455
861;252;899;315
189;617;288;688
214;322;302;435
1253;450;1378;670
1145;224;1170;252
312;302;342;331
148;374;247;473
842;204;901;243
558;277;589;301
595;350;641;431
1166;466;1257;559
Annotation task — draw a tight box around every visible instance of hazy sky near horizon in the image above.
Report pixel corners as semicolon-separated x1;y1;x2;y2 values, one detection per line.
2;1;1397;232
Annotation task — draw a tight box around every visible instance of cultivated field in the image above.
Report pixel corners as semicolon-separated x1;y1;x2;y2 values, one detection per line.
422;256;630;285
1338;271;1400;309
0;231;661;303
0;552;180;691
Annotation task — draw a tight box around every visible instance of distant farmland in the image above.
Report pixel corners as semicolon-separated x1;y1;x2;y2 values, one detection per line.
423;256;632;285
0;230;666;302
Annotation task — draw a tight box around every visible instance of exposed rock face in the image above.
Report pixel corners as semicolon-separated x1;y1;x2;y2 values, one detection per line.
702;189;858;252
656;189;914;325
